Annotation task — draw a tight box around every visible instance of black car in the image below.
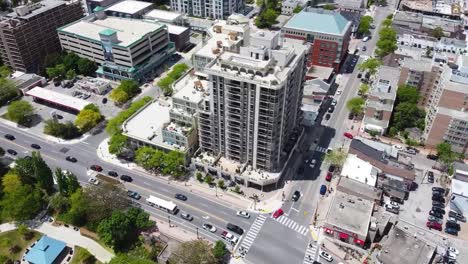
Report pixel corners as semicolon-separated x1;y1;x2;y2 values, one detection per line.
390;197;403;204
175;194;187;201
445;227;458;236
328;106;335;113
31;144;41;149
227;223;244;235
449;211;466;222
292;190;300;202
432;190;444;196
432;195;445;203
428;171;434;177
432;201;445;208
432;207;445;215
446;221;460;231
429;210;443;218
357;73;362;78
432;187;445;194
7;149;17;156
428;175;434;183
325;114;331;120
348;112;355;120
108;171;118;177
426;154;438;160
328;165;336;173
66;156;77;163
102;98;108;104
120;175;133;182
4;134;15;140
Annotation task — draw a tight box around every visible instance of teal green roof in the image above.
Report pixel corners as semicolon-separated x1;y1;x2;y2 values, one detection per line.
285;10;350;36
93;6;104;12
99;29;116;36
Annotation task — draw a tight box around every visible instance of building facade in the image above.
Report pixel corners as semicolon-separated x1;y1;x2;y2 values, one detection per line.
282;8;352;71
0;0;84;73
170;0;244;19
57;10;175;82
197;31;307;173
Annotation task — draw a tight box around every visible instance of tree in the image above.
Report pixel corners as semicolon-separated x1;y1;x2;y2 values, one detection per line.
161;150;185;177
13;152;55;195
196;172;204;182
49;193;70;214
55;168;80;196
436;142;457;169
358;16;373;35
359;83;370;95
46;64;66;80
108;133;129;155
170;240;217;264
135;146;157;171
109;255;154;264
1;183;44;221
2;172;22;194
77;58;97;76
157;76;174;96
323;150;347;168
293;6;302;13
382;18;392;28
118;80;140;97
62;189;87;226
217;179;225;189
98;210;132;251
346;97;365;114
75;109;102;132
63;53;80;71
358;58;382;76
322;4;335;10
0;65;11;78
65;69;76;80
425;46;432;57
44;120;81;139
7;100;34;125
0;77;18;106
204;174;213;185
376;39;398;57
212;240;227;260
397;85;420;104
83;103;100;114
109;89;129;104
431;26;444;39
392;102;425;130
262;8;278;24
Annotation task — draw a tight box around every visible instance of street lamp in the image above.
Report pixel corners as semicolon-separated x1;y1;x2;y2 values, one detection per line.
215;185;218;197
196;227;199;239
168;215;171;228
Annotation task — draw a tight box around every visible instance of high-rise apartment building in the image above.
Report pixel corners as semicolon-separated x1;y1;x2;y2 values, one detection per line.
197;30;307;173
282;7;352;71
170;0;244;19
0;0;84;73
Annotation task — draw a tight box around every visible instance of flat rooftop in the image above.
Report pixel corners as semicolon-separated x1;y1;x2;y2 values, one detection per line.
143;9;183;22
6;0;68;20
58;16;164;47
306;65;334;80
326;191;374;238
341;154;379;187
337;177;383;202
172;73;208;104
378;225;436;264
167;24;189;35
401;57;433;72
370;66;400;99
105;0;152;14
284;7;351;36
26;87;88;111
122;100;185;151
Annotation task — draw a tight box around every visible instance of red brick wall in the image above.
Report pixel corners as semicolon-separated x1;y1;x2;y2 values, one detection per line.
426;113;451;147
310;39;338;69
283;34;306;41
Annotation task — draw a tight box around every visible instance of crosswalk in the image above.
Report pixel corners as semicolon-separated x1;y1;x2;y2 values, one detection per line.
238;214;267;256
274;215;309;236
303;242;319;264
315;146;328;154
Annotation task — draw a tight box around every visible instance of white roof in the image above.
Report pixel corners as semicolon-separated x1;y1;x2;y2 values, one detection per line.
146;195;177;211
105;0;152;15
59;16;164;47
452;178;468;197
167;24;188;35
144;9;183;22
341;154;378;187
26;87;88;111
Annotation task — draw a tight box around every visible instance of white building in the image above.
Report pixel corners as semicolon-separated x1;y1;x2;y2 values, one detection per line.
341;154;379;187
281;0;299;15
170;0;244;19
143;9;186;25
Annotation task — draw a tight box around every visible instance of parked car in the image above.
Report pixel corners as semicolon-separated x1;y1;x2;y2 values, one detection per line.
221;231;238;245
4;134;15;140
127;190;141;200
272;208;284;219
390;196;404;204
428;216;443;224
309;159;316;168
405;148;417;155
325;172;332;181
362;36;370;42
292;190;301;201
320;185;327;195
108;171;118;177
427;154;438;160
7;149;17;156
386;206;399;214
90;165;103;172
448;211;466;222
328;106;335;113
432;201;445;208
120;175;133;182
428;173;434;183
328;165;336;173
88;178;99;185
445;221;460;231
362;46;367;51
175;194;188;201
236;211;250;219
343;132;353;139
227;223;244;235
432;187;445;194
432;195;445;203
102;97;108;104
66;156;77;163
331;99;337;106
447;247;459;255
432;207;445;215
319;250;333;262
357;73;362;78
202;223;217;233
30;144;41;149
445;227;458;236
429;210;443;219
426;221;442;231
336;90;342;95
180;212;193;221
348;112;355;120
325;114;331;120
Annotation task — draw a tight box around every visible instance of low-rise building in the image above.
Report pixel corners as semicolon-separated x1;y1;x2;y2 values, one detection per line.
302;79;331;126
336;177;383;203
75;77;112;94
26;87;89;113
170;0;244;19
393;11;463;37
8;71;46;95
377;226;436;264
58;10;175;82
167;25;190;51
24;235;68;264
450;162;468;217
143;9;186;25
104;0;153;18
341;154;379;187
324;191;374;247
334;0;367;10
281;0;299;15
363;66;400;135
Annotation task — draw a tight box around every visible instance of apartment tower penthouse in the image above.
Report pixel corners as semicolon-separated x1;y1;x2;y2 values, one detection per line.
198;31;308;172
0;0;84;73
170;0;244;19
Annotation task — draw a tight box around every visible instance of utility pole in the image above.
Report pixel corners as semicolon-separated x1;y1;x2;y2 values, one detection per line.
196;227;199;239
215;185;218;197
168;215;171;227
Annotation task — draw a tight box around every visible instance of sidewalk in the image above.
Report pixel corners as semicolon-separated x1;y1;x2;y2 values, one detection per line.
0;222;17;233
153;216;198;242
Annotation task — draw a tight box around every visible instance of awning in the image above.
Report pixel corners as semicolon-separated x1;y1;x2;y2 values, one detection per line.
354;238;365;246
339;232;349;240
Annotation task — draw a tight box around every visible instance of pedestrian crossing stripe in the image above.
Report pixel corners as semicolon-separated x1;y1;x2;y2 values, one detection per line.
238;214;268;256
274;215;309;236
303;242;319;264
316;146;328;153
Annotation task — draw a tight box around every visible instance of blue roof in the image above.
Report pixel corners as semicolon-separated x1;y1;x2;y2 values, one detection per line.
285;10;350;35
25;236;66;264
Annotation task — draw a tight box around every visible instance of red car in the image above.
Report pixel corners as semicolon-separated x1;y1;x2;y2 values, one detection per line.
272;208;284;219
426;221;442;231
344;132;354;139
326;172;332;181
90;165;103;172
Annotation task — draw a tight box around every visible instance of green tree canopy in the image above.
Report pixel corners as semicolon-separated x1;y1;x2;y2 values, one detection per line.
0;77;18;107
13;152;55;195
118;80;140;98
359;83;370;95
358;16;373;35
169;240;217;264
0;65;12;78
293;6;302;13
75;109;102;132
397;85;420;104
431;26;444;39
161;150;185;178
44;120;81;139
55;168;80;196
46;64;67;80
109;89;129;104
108;133;129;155
358;58;382;76
212;240;227;260
109;255;154;264
83;103;100;114
436;142;459;169
346;97;366;114
7;100;34;125
1;177;44;221
322;4;336;10
77;58;97;76
324;150;347;168
392;102;425;130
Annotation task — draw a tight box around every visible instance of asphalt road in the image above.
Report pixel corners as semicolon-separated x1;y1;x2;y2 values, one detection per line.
0;122;255;245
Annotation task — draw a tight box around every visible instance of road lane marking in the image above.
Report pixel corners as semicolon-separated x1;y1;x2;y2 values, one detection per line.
0;138;57;161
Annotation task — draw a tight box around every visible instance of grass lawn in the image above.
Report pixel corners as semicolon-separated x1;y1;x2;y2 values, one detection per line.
0;230;41;261
70;246;101;264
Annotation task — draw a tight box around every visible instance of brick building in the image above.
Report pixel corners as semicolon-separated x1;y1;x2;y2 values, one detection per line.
282;7;352;71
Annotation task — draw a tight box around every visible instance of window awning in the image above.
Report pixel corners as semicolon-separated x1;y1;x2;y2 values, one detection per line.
354;238;365;246
339;232;349;240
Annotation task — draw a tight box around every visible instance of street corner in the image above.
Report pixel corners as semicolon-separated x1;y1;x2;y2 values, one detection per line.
309;225;320;242
251;198;283;214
